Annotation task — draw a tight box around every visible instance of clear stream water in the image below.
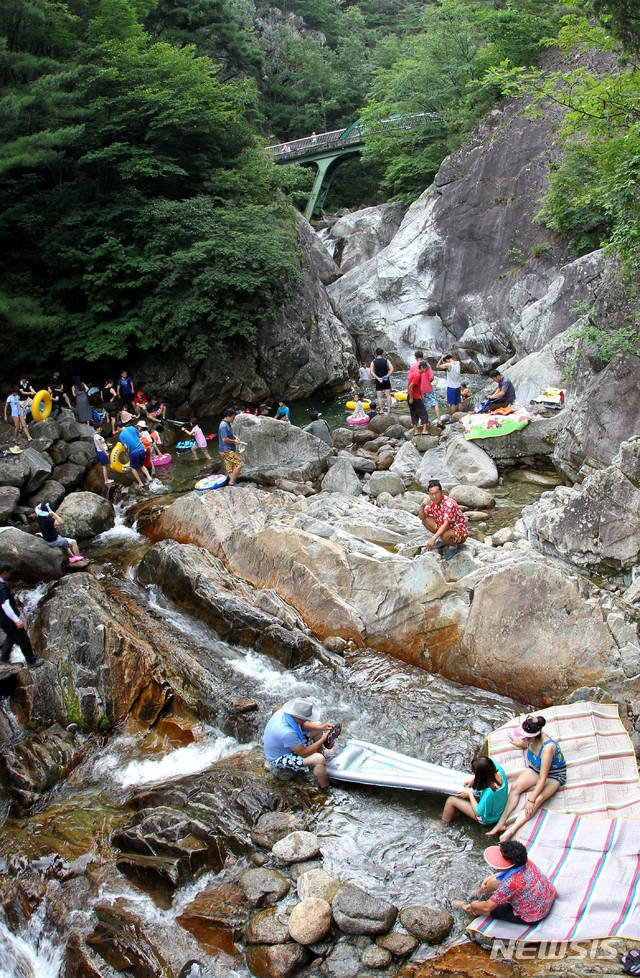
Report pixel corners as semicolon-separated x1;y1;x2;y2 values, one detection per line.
0;390;561;976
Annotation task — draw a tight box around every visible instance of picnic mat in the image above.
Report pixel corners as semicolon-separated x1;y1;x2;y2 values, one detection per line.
459;405;531;440
489;702;640;820
468;808;640;941
532;386;565;405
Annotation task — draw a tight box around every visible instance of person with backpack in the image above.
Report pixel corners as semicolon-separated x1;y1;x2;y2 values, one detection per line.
369;348;394;414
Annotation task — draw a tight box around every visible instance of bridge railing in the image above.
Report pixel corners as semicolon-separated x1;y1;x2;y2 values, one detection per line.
267;112;445;162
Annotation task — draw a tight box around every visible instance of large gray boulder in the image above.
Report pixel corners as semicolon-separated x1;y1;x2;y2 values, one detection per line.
329;202;404;274
0;447;52;494
331;884;397;936
21;446;54;494
321;457;362;496
389;441;422;483
0;527;64;582
233;415;333;485
0;487;20;524
57;491;115;540
519;439;640;572
0;451;31;489
369;471;405;498
415;433;498;489
448;485;495;509
478;415;562;467
52;461;88;490
27;480;66;510
553;354;640;482
439;557;620;707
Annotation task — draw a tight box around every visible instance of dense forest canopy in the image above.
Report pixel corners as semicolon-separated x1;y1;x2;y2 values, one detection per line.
0;0;637;375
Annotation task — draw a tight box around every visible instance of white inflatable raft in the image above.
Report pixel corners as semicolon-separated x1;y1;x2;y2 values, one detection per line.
326;740;466;795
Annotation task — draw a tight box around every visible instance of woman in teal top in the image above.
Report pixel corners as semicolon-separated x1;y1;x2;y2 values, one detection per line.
442;756;508;827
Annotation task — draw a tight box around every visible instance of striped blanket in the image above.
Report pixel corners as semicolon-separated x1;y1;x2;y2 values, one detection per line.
468;809;640;941
489;702;640;819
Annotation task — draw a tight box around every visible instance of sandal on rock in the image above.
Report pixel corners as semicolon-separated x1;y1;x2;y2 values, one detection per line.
325;724;342;750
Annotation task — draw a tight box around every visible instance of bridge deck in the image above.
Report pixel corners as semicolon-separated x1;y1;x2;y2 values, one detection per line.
267;113;444;163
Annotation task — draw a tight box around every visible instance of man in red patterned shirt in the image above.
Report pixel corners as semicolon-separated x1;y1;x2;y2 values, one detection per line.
418;479;468;560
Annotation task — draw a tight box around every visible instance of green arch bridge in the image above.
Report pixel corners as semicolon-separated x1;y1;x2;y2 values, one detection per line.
267;114;444;221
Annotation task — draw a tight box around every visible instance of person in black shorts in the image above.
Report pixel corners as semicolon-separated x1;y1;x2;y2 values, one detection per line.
408;361;430;435
370;347;394;414
48;371;72;417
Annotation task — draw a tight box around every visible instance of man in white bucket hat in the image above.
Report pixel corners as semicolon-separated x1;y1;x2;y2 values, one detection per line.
263;698;341;789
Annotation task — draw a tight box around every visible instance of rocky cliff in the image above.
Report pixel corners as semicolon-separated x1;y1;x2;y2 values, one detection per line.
141;214;357;414
328;51;618;372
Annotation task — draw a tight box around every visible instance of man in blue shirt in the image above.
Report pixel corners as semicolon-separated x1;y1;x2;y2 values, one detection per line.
218;408;242;485
115;422;152;487
263;699;341;788
486;370;516;409
274;400;290;423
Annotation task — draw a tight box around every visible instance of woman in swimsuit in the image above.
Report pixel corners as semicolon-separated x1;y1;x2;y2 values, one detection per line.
486;714;566;843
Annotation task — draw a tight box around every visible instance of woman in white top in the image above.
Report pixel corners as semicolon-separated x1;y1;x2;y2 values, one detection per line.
3;388;32;445
435;353;462;421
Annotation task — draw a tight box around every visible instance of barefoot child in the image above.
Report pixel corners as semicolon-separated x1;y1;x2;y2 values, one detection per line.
3;388;32;445
182;418;211;461
93;424;114;485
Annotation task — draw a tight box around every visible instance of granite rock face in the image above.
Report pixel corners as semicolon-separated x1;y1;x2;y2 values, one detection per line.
327;202;404;274
519;438;640;573
328;54;615;368
232;415;334;485
552;354;640;483
151;484;626;706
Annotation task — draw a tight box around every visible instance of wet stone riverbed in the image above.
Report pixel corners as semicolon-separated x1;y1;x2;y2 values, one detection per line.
0;403;567;978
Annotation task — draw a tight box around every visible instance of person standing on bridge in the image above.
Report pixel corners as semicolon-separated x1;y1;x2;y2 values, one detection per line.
311;131;317;145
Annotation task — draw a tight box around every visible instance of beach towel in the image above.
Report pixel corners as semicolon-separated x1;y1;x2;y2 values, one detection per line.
468;809;640;941
532;387;565;406
459;405;531;441
489;702;640;820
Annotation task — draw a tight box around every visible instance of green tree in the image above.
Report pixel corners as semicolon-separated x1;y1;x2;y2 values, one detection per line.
488;16;640;271
360;0;566;201
0;0;303;372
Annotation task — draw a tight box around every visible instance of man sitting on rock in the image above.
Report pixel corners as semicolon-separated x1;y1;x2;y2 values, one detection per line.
485;370;516;410
263;698;341;789
303;411;332;446
418;479;468;560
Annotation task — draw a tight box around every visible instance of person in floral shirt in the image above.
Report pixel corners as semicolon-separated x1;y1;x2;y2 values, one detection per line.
454;840;557;925
418;479;469;560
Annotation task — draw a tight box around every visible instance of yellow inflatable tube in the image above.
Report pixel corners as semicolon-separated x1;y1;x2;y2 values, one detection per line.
31;390;52;422
345;400;370;411
110;442;130;473
393;391;408;401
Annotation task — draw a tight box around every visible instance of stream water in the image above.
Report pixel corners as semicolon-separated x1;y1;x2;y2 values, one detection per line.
0;397;562;976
